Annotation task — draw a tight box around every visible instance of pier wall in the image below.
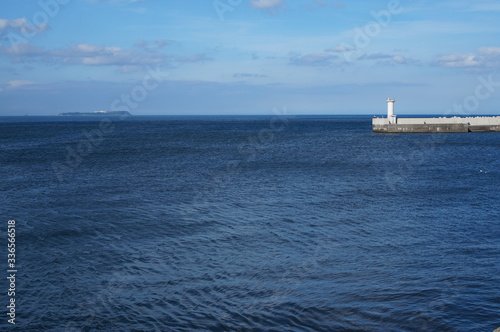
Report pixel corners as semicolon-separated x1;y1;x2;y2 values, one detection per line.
372;117;500;133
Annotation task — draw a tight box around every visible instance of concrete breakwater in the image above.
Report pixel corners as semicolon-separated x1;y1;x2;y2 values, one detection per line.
373;98;500;133
372;116;500;133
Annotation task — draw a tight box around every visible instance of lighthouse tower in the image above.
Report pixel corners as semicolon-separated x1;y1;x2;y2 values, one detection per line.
387;98;396;124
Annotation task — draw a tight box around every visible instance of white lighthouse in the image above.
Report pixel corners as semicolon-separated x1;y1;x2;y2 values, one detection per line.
387;98;396;124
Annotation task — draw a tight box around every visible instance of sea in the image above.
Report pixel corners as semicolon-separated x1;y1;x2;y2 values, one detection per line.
1;115;499;331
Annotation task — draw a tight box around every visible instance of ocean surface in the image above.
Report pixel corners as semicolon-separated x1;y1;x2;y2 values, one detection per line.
1;115;499;331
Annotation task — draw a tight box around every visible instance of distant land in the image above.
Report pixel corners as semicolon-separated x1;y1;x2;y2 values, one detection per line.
58;111;131;116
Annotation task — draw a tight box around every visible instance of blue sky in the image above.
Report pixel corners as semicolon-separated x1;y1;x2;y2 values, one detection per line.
1;0;500;115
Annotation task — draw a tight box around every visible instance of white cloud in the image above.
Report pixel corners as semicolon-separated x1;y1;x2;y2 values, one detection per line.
133;39;169;50
1;42;45;56
478;47;500;56
289;52;337;66
392;55;419;65
0;18;49;35
0;40;212;73
50;43;163;66
433;54;479;68
118;65;145;73
0;18;27;31
358;53;393;60
8;80;33;88
0;42;164;68
433;47;500;69
249;0;284;8
249;0;285;13
356;53;419;65
233;73;267;78
325;45;355;53
392;55;406;63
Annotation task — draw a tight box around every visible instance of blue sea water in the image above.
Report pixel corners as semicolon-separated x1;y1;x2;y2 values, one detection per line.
1;115;499;331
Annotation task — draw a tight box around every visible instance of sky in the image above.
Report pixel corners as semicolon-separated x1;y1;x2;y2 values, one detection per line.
1;0;500;115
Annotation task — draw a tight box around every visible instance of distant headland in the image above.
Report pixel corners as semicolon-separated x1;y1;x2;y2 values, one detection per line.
58;111;131;116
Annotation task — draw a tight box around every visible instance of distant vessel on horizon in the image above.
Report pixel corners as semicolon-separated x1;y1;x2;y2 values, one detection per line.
58;110;131;116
